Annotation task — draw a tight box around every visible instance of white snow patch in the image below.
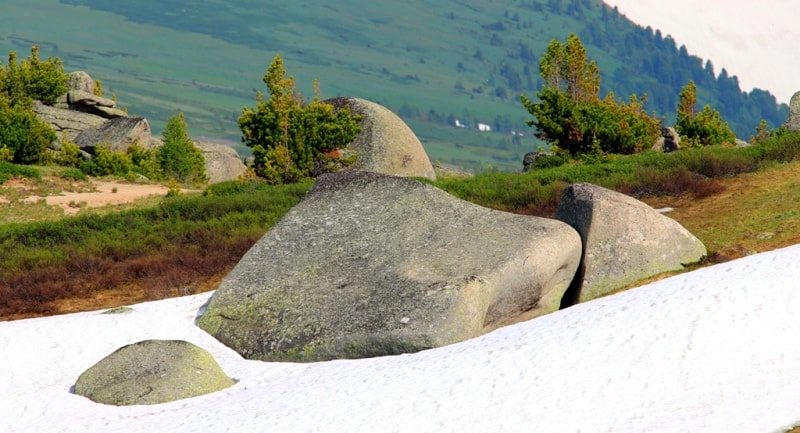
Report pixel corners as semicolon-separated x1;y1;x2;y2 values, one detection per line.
3;244;800;432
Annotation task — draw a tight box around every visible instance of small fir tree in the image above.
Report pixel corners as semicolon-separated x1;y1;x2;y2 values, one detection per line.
158;113;206;184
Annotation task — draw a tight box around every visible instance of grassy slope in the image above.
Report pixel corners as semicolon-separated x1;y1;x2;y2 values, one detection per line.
3;132;800;320
0;0;647;171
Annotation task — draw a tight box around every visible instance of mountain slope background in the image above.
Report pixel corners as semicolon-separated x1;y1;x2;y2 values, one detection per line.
0;0;788;170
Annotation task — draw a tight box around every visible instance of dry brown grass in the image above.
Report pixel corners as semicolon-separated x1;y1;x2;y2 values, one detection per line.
0;235;258;321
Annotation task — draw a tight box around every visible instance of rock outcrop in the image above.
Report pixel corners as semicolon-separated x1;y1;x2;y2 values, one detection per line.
33;101;106;141
325;97;436;180
197;171;581;361
195;141;247;183
75;117;152;153
67;71;96;94
66;91;126;119
651;127;681;152
555;183;706;304
74;340;234;406
786;91;800;131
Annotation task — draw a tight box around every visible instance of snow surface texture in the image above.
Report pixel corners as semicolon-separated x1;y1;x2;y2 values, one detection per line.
3;245;800;432
605;0;800;103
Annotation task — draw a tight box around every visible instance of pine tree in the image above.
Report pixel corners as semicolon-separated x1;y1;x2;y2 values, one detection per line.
158;113;206;184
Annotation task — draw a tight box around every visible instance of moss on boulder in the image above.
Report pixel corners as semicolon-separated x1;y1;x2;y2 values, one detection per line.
74;340;234;406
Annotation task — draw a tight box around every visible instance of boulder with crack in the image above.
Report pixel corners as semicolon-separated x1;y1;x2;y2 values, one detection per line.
197;172;581;361
75;116;152;153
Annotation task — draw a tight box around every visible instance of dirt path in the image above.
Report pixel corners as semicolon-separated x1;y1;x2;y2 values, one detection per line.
22;180;179;214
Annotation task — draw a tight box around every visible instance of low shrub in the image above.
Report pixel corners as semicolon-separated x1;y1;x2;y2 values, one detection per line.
58;167;87;181
0;161;40;184
0;180;310;317
434;131;800;216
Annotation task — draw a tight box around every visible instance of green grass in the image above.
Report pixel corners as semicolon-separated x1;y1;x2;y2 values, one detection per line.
0;180;311;276
0;161;40;184
433;132;800;215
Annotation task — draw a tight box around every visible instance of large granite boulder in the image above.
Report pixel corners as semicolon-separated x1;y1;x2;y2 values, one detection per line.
33;101;106;141
67;71;96;94
197;172;581;361
74;340;234;406
785;91;800;131
75;117;152;153
325;97;436;180
555;183;706;304
195;141;247;183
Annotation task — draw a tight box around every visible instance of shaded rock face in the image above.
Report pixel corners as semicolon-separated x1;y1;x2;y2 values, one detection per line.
66;91;126;119
555;183;706;304
33;101;106;141
75;117;152;153
68;71;95;94
197;172;581;362
325;97;436;180
74;340;234;406
195;141;247;184
522;150;550;172
651;127;681;152
786;91;800;131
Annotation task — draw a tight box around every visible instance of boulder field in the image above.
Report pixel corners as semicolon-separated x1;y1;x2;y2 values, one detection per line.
197;178;707;362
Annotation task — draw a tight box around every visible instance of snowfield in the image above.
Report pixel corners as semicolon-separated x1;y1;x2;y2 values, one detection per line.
3;244;800;432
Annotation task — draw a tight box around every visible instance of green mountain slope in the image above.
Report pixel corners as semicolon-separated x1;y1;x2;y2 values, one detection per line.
0;0;788;171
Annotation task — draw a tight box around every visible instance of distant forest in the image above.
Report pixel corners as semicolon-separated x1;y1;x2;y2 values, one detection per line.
44;0;789;169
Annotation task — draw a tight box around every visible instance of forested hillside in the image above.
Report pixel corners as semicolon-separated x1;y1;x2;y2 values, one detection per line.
0;0;788;170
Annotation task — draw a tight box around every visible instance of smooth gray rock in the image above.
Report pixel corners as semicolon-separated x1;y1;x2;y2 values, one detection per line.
74;340;234;406
33;101;106;141
75;117;152;153
556;183;706;304
786;91;800;131
197;171;581;362
68;90;116;108
68;71;96;94
195;141;247;184
325;97;436;180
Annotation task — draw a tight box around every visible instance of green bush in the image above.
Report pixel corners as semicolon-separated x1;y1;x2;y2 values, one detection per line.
0;161;40;184
0;95;55;163
0;46;68;106
238;55;360;183
128;143;161;180
158;113;206;184
522;35;660;156
53;139;83;167
80;145;134;176
676;81;735;147
58;167;87;181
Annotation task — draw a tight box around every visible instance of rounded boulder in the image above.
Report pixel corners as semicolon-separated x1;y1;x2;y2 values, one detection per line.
325;97;436;180
74;340;235;406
